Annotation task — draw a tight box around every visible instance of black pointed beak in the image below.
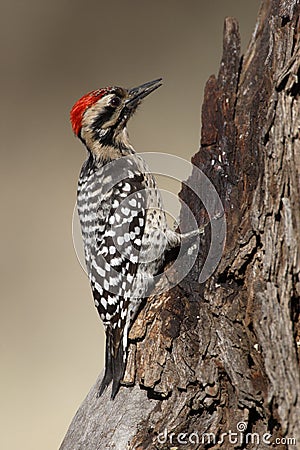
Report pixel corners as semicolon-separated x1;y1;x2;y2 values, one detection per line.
125;78;163;110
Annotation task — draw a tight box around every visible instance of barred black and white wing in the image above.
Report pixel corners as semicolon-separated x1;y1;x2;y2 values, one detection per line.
80;166;147;398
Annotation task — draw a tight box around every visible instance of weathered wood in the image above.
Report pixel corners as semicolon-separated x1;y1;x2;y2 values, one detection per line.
60;1;300;448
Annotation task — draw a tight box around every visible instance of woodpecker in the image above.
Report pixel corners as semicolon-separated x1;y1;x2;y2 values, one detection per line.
70;79;200;399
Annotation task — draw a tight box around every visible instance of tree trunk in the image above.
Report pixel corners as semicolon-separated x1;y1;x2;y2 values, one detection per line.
60;1;300;448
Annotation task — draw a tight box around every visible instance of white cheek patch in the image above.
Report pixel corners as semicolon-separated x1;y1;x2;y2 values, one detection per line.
82;94;120;132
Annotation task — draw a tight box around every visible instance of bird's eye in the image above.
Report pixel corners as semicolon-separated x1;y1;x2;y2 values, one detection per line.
110;96;121;107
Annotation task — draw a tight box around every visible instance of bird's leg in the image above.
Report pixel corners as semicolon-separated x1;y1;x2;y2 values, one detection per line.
165;222;208;250
179;225;206;241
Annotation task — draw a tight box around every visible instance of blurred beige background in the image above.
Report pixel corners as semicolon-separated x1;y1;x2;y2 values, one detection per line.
0;1;260;449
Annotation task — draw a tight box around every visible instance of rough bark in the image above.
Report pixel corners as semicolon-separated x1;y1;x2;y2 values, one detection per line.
60;1;300;448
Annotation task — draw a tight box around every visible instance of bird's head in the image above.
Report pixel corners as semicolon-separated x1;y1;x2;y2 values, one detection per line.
70;78;162;160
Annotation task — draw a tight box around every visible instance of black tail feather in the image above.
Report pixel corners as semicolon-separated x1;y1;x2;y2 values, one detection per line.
97;329;126;399
97;331;113;397
111;341;126;399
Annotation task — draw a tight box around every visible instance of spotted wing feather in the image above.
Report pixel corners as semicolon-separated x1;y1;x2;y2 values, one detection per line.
89;174;147;397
